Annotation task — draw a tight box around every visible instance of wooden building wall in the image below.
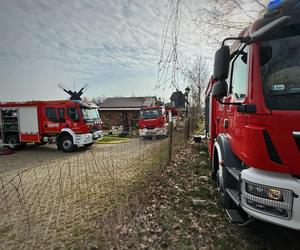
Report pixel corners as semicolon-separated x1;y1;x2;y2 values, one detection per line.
100;110;139;129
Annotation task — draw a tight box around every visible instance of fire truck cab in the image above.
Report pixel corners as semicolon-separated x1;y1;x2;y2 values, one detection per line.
206;0;300;229
138;106;169;139
0;100;103;152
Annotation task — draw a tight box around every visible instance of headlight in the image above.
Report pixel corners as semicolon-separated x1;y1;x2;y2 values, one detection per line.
267;188;283;201
246;183;283;201
242;181;293;219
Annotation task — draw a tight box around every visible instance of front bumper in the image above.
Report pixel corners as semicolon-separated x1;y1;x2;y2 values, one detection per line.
139;127;167;137
241;168;300;230
74;133;94;145
93;130;103;139
74;130;103;145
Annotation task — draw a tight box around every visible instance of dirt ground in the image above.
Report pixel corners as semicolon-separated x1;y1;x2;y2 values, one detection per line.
100;142;300;250
3;137;299;249
0;138;168;249
0;139;147;173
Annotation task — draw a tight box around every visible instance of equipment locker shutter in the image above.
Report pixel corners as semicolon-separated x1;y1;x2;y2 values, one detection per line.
19;106;40;142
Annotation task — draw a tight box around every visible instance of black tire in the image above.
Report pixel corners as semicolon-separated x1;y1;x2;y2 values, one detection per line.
6;134;25;149
84;142;94;148
59;135;76;152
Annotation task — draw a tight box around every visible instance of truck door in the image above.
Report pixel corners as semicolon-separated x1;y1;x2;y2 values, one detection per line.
57;108;67;129
44;107;60;134
226;46;249;154
66;107;81;133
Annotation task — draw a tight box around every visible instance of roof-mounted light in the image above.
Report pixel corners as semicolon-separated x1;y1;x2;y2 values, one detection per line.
268;0;283;10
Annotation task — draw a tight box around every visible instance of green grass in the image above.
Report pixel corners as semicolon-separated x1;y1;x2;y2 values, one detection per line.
96;135;129;144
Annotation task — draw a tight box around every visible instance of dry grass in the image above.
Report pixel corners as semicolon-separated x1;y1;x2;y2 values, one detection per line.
0;138;171;249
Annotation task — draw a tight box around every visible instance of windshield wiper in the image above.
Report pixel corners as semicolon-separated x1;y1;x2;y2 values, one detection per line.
270;88;300;96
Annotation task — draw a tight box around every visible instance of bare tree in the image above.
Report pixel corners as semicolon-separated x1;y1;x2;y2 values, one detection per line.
157;0;182;91
82;95;106;106
185;0;266;48
157;0;266;103
182;55;209;108
91;96;106;106
81;96;90;102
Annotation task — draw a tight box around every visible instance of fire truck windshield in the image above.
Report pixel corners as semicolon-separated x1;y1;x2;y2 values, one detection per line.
140;109;162;119
80;107;99;122
260;33;300;110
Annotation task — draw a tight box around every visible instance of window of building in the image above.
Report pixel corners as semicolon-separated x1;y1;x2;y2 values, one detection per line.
45;107;58;122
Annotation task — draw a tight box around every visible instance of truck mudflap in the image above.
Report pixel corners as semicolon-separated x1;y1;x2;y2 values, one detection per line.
139;127;167;137
240;168;300;230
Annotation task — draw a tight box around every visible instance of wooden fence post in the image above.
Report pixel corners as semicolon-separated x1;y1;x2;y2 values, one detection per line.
186;117;190;142
168;121;173;164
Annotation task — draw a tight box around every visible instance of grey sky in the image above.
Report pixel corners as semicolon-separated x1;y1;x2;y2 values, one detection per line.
0;0;263;102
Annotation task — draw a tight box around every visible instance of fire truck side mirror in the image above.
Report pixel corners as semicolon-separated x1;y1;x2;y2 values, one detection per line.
213;46;230;81
212;80;228;100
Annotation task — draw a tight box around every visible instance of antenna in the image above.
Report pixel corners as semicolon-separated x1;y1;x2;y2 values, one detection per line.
73;77;76;92
57;82;89;101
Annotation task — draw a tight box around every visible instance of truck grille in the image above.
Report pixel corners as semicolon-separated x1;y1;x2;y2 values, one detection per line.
241;181;293;220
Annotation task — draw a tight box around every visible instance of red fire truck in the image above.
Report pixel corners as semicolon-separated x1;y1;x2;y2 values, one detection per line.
138;106;169;139
0;100;103;152
205;0;300;229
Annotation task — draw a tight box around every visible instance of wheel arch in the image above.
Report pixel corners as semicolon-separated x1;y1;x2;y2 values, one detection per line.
212;134;242;178
4;132;20;142
57;128;75;144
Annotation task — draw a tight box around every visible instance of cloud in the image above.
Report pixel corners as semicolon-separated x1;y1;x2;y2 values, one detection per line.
0;0;263;101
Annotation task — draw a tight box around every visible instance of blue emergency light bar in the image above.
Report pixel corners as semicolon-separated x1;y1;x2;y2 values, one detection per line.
268;0;283;10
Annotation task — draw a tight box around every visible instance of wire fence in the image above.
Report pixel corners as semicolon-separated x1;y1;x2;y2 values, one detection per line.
0;116;197;249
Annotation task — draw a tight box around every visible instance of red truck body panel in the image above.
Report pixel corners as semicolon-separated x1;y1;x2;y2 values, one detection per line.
206;19;300;176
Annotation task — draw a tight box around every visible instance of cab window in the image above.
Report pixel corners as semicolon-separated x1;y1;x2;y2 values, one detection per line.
67;108;80;121
45;107;58;122
230;47;248;99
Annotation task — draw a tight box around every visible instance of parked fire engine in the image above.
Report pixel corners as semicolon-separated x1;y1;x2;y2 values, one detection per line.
0;100;103;152
205;0;300;229
138;106;169;139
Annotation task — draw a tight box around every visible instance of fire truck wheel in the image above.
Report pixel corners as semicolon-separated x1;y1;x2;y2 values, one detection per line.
59;135;76;152
6;134;25;149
